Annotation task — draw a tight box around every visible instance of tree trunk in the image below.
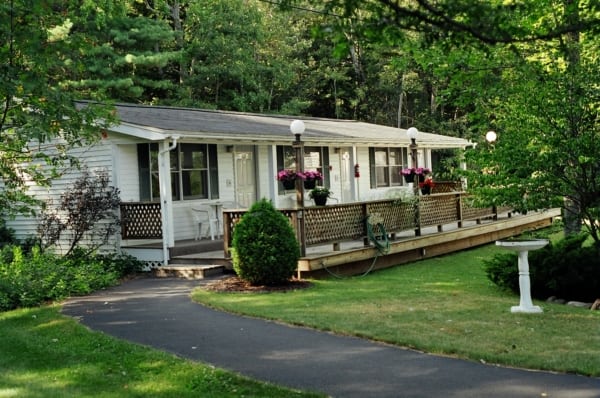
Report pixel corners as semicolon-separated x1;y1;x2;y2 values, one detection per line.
563;196;581;235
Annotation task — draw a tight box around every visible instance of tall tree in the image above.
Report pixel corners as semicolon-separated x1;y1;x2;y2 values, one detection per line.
0;0;116;216
279;0;600;241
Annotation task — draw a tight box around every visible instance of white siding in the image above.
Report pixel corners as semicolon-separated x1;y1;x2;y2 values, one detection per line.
6;138;115;251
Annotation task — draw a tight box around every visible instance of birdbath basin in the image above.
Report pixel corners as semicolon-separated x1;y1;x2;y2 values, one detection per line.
496;239;549;313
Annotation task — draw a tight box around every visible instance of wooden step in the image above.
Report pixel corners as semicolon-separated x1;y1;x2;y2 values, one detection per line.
153;264;225;279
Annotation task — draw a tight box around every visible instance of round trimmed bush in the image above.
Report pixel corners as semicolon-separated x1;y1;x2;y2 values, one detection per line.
231;199;300;285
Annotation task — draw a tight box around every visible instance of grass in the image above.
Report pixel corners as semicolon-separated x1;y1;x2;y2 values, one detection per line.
0;306;325;398
192;243;600;377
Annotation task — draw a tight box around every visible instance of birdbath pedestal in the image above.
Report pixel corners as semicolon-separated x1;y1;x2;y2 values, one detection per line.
495;239;549;313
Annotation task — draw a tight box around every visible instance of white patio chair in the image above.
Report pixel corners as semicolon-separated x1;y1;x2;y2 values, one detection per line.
189;207;220;240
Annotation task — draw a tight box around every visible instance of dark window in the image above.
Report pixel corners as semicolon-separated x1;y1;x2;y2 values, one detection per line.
137;143;219;201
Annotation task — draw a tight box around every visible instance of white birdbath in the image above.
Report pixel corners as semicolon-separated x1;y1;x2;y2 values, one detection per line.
496;239;549;313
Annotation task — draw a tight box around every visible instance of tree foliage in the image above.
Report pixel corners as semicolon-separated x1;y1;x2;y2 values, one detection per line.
1;0;116;216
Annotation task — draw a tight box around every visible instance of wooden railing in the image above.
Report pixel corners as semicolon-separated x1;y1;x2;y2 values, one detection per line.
222;192;511;256
120;202;162;239
119;193;511;255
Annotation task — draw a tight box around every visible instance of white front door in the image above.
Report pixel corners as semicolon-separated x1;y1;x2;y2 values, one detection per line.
233;145;256;208
339;147;354;203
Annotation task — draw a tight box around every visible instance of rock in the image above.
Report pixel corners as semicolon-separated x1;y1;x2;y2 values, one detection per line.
566;301;591;309
591;299;600;311
546;296;566;304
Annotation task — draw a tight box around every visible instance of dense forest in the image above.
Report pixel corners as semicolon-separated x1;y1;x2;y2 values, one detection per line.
2;0;599;240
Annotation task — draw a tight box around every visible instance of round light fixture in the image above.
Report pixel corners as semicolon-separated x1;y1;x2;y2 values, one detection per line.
290;120;305;135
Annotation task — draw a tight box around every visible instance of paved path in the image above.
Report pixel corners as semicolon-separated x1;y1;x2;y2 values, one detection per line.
62;277;600;398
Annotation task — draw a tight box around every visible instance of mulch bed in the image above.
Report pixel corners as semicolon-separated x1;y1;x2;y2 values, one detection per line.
204;276;312;293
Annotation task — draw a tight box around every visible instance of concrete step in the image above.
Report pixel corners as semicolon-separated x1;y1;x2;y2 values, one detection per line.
169;256;233;269
153;264;225;279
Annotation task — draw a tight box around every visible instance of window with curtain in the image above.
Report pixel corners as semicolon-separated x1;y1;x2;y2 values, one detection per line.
138;143;219;201
369;147;408;188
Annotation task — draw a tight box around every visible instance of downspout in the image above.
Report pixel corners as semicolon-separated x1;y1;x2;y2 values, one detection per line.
158;135;180;266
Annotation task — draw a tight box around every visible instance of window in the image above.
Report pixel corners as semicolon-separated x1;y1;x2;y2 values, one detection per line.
369;147;408;188
138;143;219;201
276;145;330;193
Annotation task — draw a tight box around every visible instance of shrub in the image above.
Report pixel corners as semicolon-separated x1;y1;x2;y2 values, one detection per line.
231;199;300;285
0;218;16;248
0;245;143;311
484;234;600;302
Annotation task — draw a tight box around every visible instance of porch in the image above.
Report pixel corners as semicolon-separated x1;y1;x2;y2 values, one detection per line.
120;192;560;278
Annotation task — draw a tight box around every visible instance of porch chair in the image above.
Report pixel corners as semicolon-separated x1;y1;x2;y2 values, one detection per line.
189;207;220;240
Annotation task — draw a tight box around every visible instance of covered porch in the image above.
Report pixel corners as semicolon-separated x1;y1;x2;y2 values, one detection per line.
119;192;560;278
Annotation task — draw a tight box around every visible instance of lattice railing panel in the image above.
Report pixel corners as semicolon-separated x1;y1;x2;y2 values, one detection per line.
461;198;495;220
304;204;365;245
419;194;460;227
432;181;462;193
366;201;415;232
220;193;503;251
120;202;162;239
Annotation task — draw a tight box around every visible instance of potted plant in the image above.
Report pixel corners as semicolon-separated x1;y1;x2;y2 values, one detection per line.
308;186;332;206
400;167;431;183
277;169;304;190
299;170;323;189
419;176;435;195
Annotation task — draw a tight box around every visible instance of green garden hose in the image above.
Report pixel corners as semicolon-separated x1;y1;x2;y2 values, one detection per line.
321;215;390;278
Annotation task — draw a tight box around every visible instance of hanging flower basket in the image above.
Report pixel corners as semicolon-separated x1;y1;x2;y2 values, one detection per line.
403;172;415;183
401;167;431;184
282;180;296;190
304;179;316;189
277;169;305;190
299;170;322;190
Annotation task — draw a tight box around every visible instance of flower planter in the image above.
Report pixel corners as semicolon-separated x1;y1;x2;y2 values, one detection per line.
304;179;316;190
421;186;431;195
282;180;295;190
313;196;327;206
403;173;415;183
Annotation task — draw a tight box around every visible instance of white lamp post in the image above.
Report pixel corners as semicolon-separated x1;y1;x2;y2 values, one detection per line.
486;130;497;143
406;126;419;190
291;120;306;256
406;127;421;236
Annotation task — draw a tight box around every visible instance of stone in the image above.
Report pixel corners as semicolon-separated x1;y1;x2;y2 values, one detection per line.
566;301;591;309
546;296;566;304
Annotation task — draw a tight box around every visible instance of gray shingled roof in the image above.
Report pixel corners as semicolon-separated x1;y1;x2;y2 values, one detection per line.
89;102;471;148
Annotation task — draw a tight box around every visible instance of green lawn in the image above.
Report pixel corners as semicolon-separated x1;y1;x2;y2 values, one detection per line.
193;243;600;377
0;306;324;398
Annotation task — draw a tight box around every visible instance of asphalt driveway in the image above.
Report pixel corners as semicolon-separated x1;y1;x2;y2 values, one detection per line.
62;277;600;398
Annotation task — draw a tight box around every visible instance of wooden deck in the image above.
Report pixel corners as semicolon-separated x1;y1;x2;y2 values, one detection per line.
156;208;560;278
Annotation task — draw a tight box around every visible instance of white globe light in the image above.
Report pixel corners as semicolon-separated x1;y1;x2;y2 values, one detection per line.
486;131;497;143
406;127;418;140
290;120;305;135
